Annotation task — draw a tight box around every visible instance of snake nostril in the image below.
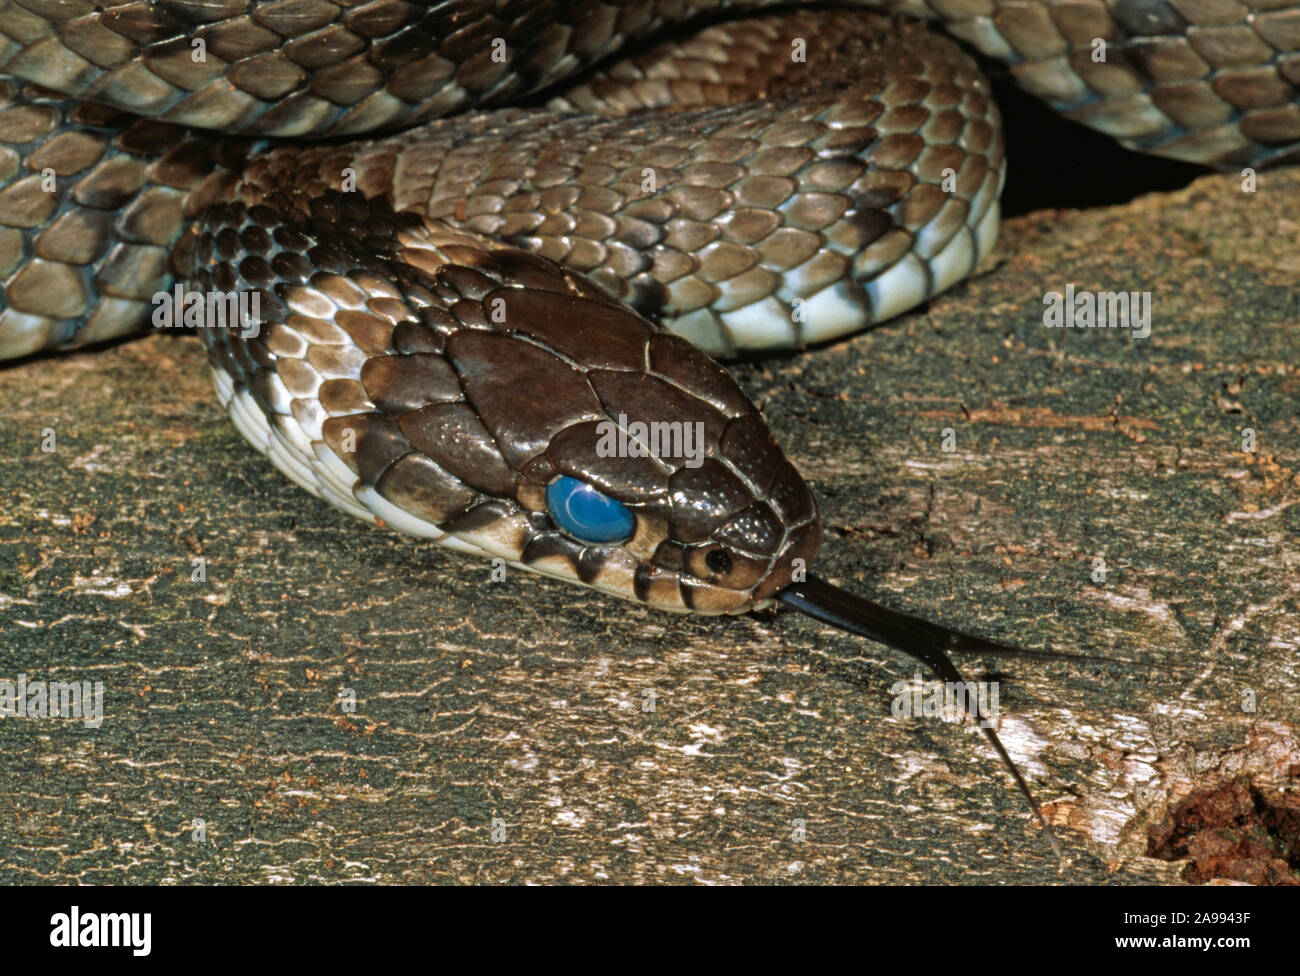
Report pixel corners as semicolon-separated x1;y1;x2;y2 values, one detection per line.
705;548;732;575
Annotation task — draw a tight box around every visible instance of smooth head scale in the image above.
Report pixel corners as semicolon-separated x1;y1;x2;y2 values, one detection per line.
194;191;1062;856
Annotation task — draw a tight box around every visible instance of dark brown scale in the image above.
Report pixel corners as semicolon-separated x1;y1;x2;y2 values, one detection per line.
35;209;112;263
336;311;397;355
767;462;818;525
494;288;654;364
668;459;755;543
575;546;611;585
852;228;915;278
270;250;314;283
441;499;520;536
448;298;492;329
436;265;500;301
360;353;462;413
587;370;730;445
546;421;668;501
236;255;275;288
399;401;517;497
520;530;583;566
645;335;751;417
715;502;785;556
631;563;658;604
215;228;243;261
245;336;278;372
375;451;478;525
322;413;409;483
239;225;274;255
305;340;371;379
316;378;375;415
446;330;608;466
262;321;308;358
272;226;312;252
392;320;447;353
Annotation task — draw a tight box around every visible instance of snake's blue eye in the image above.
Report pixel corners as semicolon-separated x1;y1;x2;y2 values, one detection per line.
545;476;635;545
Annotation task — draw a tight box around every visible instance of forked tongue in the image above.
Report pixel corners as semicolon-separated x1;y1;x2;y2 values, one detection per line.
777;574;1065;860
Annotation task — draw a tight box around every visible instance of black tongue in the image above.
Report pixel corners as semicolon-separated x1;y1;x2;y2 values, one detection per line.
776;573;1064;860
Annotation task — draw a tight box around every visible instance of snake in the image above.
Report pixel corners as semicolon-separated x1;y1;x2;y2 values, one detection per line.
2;0;1297;854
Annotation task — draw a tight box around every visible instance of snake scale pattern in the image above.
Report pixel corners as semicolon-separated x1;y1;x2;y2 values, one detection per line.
1;0;1297;616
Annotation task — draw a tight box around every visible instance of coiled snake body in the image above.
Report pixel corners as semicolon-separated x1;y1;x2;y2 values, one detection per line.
2;0;1297;847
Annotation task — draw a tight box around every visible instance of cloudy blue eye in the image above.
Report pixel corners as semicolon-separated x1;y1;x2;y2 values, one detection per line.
545;476;635;545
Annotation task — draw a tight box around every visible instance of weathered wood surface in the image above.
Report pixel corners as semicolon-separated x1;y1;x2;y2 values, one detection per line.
1;168;1297;885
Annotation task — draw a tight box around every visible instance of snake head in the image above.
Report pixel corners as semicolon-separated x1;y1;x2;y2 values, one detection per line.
405;232;824;615
509;322;824;614
194;197;820;614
